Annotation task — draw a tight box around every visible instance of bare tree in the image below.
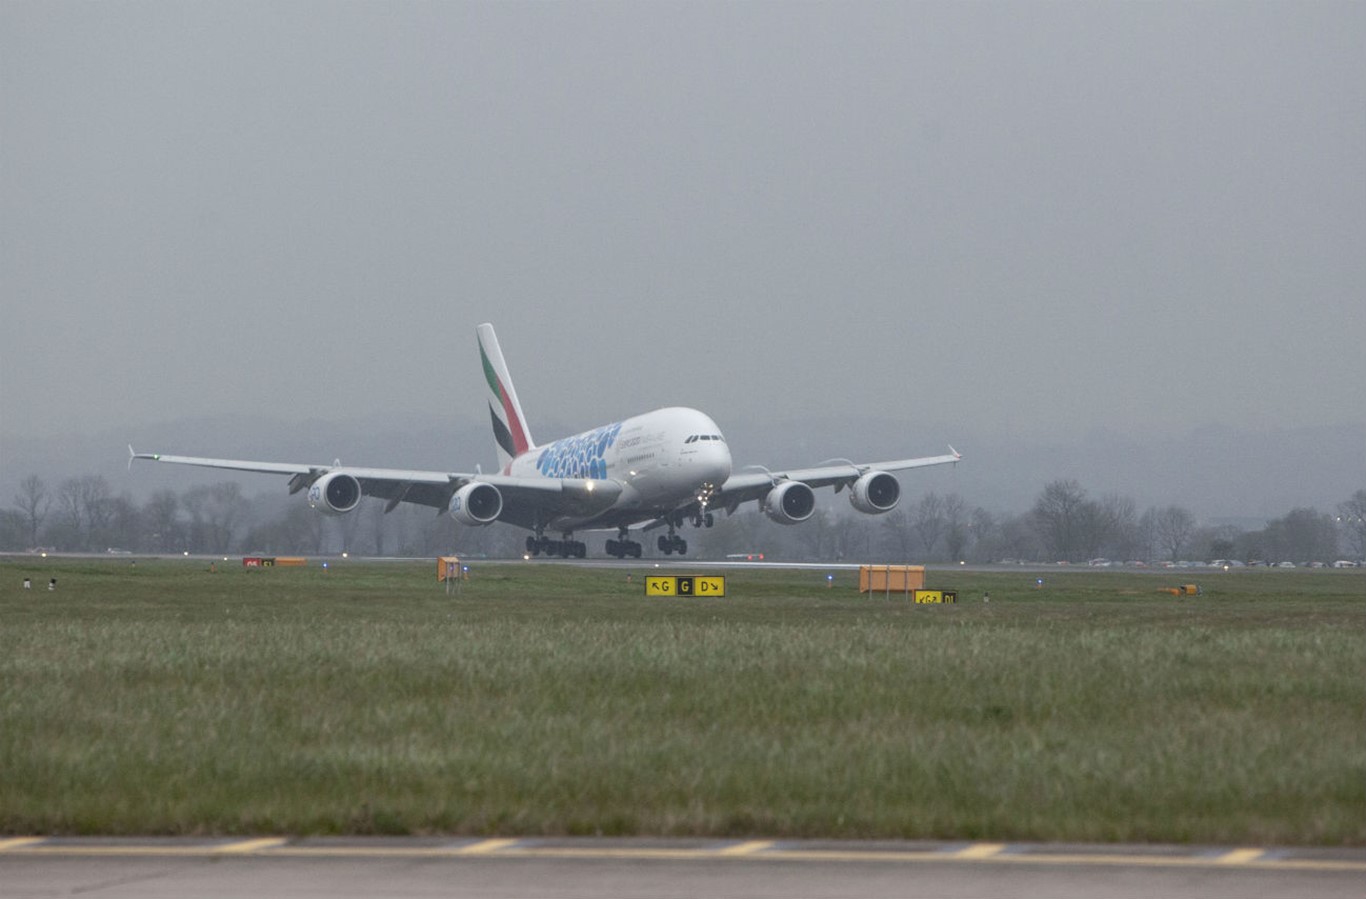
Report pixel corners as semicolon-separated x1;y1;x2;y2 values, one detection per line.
1097;493;1139;559
53;475;112;550
1261;507;1338;563
1135;507;1159;561
967;507;998;561
1338;490;1366;560
332;498;366;553
142;490;183;552
13;475;50;548
880;510;914;560
942;493;969;561
182;482;249;552
795;508;834;560
913;493;946;559
831;514;877;562
1032;479;1088;562
1153;505;1195;562
54;478;86;548
697;509;762;559
0;510;27;550
365;499;391;556
238;501;325;554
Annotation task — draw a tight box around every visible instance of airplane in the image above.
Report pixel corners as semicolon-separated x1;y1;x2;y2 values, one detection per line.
131;323;960;559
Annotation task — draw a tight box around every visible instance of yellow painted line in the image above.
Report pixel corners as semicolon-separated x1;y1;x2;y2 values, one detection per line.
455;838;521;855
493;847;728;861
19;845;217;857
717;840;774;856
1215;847;1265;865
952;842;1005;859
0;837;45;851
214;837;289;854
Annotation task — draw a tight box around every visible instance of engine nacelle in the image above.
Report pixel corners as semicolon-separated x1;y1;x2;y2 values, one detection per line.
849;471;901;514
762;480;816;525
307;471;362;515
448;482;503;525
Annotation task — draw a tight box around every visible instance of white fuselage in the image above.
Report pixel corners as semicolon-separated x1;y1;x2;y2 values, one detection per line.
506;406;732;529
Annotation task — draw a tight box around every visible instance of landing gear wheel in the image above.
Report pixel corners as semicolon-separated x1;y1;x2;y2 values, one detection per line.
657;535;687;555
606;538;641;559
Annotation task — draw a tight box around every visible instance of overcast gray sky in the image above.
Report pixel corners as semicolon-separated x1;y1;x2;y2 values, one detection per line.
3;2;1363;465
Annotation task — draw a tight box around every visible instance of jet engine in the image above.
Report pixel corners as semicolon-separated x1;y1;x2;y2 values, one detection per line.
448;482;503;525
849;471;901;514
762;480;816;525
307;471;362;515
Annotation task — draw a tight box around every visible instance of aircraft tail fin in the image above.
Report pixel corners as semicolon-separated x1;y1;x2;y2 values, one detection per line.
477;323;535;472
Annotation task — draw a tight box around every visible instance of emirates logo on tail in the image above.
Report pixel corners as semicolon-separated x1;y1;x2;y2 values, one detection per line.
477;323;534;469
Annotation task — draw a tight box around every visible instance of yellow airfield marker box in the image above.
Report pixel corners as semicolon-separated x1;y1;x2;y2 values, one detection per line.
913;590;957;604
646;575;726;597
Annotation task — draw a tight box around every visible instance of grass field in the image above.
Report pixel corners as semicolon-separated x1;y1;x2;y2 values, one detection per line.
1;557;1362;844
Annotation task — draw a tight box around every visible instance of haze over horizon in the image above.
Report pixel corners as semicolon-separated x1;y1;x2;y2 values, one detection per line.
4;2;1363;522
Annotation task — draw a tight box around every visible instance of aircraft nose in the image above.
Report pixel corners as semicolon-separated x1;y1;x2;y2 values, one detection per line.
706;441;733;483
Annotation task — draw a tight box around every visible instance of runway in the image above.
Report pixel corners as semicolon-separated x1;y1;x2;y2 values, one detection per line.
3;837;1363;899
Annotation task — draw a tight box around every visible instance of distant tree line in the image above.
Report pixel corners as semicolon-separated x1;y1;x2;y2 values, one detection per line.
3;473;1363;565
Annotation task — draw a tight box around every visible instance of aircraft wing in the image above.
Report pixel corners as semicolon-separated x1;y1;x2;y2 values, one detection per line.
710;448;962;513
128;449;621;522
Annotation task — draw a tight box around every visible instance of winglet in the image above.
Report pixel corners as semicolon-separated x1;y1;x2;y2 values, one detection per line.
948;445;962;461
128;446;163;470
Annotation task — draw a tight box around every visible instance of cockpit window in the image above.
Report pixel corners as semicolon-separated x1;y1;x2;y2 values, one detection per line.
685;434;726;444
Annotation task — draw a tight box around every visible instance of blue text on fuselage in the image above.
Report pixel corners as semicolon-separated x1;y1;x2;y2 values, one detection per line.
536;422;623;480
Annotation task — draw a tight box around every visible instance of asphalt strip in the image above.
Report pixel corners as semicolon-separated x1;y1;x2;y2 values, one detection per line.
2;837;1363;873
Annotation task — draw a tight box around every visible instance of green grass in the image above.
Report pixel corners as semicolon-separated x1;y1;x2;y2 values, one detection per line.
1;558;1362;844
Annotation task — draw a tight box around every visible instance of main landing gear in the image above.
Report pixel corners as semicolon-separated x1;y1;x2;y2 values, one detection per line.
606;528;643;559
526;533;586;559
657;533;688;555
528;509;716;560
